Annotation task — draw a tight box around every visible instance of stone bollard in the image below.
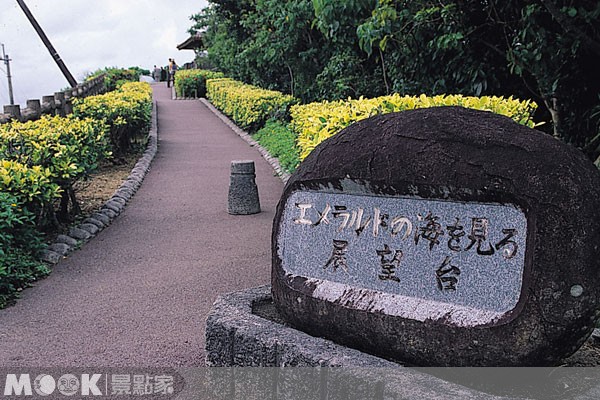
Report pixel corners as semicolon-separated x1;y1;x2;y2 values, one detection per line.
3;104;21;121
42;95;55;114
26;99;41;119
54;92;65;116
63;89;73;115
228;160;261;215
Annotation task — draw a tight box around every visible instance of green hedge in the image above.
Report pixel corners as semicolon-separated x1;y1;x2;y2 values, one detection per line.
86;67;143;92
0;191;49;308
0;116;107;222
0;81;153;308
174;69;225;98
292;94;539;160
73;82;152;158
206;78;298;133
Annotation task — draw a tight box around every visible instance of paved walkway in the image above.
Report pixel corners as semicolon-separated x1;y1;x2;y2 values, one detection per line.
0;84;284;366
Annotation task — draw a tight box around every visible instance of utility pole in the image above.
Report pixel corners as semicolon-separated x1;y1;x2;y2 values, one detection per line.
1;44;15;105
16;0;77;88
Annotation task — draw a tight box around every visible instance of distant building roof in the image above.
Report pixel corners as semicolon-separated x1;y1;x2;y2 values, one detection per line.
177;33;204;50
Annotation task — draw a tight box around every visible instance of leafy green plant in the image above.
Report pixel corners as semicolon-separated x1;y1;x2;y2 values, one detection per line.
207;78;298;133
174;69;225;98
0;192;49;308
192;1;600;164
291;93;538;159
73;82;152;159
0;115;108;222
254;120;301;172
86;67;143;92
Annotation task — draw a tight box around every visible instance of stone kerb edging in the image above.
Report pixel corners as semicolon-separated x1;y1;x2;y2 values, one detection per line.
199;98;292;184
206;286;396;368
40;98;159;265
205;286;527;399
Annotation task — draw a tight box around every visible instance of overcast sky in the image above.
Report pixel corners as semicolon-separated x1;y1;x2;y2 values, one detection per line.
0;0;208;106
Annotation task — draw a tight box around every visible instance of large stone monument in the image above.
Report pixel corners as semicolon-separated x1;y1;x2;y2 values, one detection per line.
271;106;600;366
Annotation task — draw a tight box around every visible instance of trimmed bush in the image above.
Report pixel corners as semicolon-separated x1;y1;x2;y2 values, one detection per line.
291;94;539;160
174;69;225;98
0;81;152;308
0;116;106;222
86;67;143;92
73;82;152;158
207;78;298;133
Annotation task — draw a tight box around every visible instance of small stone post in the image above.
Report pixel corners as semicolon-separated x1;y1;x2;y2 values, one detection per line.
64;89;73;115
3;104;21;121
228;160;261;215
27;99;41;117
42;95;55;115
54;92;65;116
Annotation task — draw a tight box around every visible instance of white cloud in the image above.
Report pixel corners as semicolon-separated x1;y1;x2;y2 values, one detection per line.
0;0;208;106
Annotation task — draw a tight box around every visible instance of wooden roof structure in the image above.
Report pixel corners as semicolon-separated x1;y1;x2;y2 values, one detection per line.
177;33;204;50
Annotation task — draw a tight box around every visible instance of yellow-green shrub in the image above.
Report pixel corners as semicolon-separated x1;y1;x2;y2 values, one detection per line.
207;78;298;132
0;115;108;222
174;69;225;98
291;94;538;160
0;190;49;308
73;81;152;157
0;81;151;308
0;116;108;186
0;160;59;210
0;160;57;307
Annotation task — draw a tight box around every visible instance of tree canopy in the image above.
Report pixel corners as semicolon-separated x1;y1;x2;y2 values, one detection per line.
189;0;600;163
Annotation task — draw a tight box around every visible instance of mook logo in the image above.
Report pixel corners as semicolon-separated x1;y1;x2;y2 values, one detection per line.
4;374;103;396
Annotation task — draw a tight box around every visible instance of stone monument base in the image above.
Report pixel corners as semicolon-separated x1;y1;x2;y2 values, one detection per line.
205;286;600;399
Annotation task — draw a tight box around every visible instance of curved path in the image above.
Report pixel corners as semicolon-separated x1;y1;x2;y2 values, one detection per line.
0;84;284;366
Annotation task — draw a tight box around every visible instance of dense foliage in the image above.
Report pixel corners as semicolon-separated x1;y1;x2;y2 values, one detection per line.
0;115;108;222
206;78;298;132
191;1;600;164
174;69;225;98
0;191;50;308
0;81;152;308
205;77;537;173
291;94;538;159
86;67;146;92
0;115;107;307
254;120;301;172
74;82;153;159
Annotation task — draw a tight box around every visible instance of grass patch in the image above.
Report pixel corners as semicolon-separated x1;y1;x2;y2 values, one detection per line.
254;120;301;173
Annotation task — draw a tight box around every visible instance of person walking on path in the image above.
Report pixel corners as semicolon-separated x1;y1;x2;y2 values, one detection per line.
167;58;178;87
152;65;161;82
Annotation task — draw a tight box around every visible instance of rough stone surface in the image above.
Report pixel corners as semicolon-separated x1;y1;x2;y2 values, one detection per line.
83;217;105;229
90;213;111;226
102;201;122;213
228;160;261;215
111;192;131;205
592;329;600;344
100;208;118;220
272;107;600;367
69;227;92;241
110;196;127;205
207;285;404;368
40;250;62;264
206;286;600;399
55;235;78;248
47;243;72;256
80;223;100;236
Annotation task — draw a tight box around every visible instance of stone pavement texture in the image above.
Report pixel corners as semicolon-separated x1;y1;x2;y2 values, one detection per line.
0;84;284;366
